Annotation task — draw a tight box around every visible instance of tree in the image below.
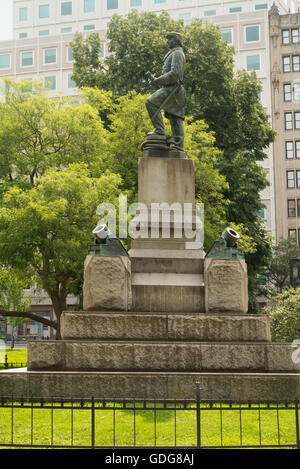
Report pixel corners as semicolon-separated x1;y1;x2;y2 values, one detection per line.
0;268;31;348
264;287;300;343
0;164;121;339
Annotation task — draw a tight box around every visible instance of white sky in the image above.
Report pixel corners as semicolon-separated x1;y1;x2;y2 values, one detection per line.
0;0;13;42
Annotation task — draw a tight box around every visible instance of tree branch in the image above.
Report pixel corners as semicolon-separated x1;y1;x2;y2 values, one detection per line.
0;308;57;329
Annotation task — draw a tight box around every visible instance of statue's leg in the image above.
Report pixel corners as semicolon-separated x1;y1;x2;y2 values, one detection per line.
145;98;165;135
169;115;184;149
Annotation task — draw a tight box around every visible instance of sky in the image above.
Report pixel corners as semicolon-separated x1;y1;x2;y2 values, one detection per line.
0;0;13;42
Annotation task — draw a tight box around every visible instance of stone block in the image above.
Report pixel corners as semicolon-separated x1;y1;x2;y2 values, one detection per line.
83;255;132;311
28;341;65;371
204;258;248;313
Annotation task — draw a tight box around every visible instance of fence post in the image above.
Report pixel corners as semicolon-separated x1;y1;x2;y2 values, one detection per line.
4;354;8;369
195;381;201;449
295;396;300;450
91;396;95;449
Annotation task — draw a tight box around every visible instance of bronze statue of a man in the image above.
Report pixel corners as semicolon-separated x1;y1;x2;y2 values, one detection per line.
145;32;185;150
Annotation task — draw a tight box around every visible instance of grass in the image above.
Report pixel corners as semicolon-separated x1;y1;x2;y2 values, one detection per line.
0;348;27;368
0;401;299;448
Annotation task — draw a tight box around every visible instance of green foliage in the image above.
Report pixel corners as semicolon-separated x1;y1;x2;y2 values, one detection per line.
264;238;300;294
264;287;300;343
0;268;31;322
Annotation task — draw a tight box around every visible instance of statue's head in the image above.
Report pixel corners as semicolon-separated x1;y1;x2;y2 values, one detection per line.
166;32;183;48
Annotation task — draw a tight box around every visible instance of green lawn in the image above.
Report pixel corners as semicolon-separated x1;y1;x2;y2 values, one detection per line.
0;401;298;448
0;348;27;368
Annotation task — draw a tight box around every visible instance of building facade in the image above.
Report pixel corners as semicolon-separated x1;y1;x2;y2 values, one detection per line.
269;6;300;244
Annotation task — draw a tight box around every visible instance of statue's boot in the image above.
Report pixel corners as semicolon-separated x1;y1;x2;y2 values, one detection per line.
145;99;165;135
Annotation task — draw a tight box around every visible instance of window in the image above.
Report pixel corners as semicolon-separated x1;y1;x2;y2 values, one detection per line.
286;141;294;159
297;170;300;188
61;27;72;33
19;7;28;22
293;56;300;72
255;3;268;9
100;43;105;58
296;141;300;158
229;6;242;12
179;12;191;20
84;0;95;12
19;32;28;39
288;229;297;243
221;28;233;44
283;56;291;72
0;54;11;69
284;83;292;101
287;170;295;188
245;25;260;42
130;0;142;5
298;200;300;217
67;47;73;61
44;48;57;64
61;1;72;15
285;112;293;130
84;24;95;30
294;83;300;102
45;76;56;90
39;29;50;36
292;28;299;43
288;199;296;217
295;112;300;129
246;55;260;71
107;0;118;8
21;51;33;67
39;4;50;18
204;10;216;16
68;73;76;88
282;29;290;44
154;0;166;3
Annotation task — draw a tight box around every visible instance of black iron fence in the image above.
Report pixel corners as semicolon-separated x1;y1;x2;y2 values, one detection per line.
0;386;299;449
0;354;27;369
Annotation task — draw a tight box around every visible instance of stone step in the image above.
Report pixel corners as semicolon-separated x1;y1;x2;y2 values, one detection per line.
27;340;299;373
1;370;300;400
131;257;204;274
60;311;271;342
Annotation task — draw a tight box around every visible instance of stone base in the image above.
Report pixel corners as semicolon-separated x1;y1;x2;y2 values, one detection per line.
1;370;300;400
27;340;299;373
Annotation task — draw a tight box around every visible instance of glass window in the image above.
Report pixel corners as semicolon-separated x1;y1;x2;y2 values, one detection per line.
84;24;95;30
298;200;300;217
286;141;294;159
221;28;233;44
284;83;292;101
287;170;295;188
285;112;293;130
39;29;50;36
246;55;260;71
61;1;72;15
295;112;300;129
283;56;291;72
204;10;216;16
296;141;300;158
154;0;166;3
19;7;28;22
61;27;72;33
293;56;300;72
292;28;299;43
100;43;105;58
297;170;300;188
39;4;50;18
229;6;242;12
107;0;118;8
0;54;11;69
67;47;73;61
45;76;56;90
44;48;57;64
288;199;296;217
130;0;142;5
68;73;76;88
245;25;260;42
288;229;297;244
282;29;290;44
21;51;33;67
179;12;191;20
294;83;300;102
255;3;268;9
84;0;95;12
19;32;28;39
